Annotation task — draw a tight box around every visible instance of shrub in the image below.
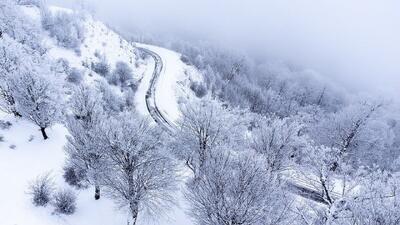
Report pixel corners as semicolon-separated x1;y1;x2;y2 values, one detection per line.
180;55;192;65
53;189;77;215
0;120;12;130
190;81;207;98
63;166;87;189
108;61;133;86
67;68;84;84
28;173;55;207
92;60;110;77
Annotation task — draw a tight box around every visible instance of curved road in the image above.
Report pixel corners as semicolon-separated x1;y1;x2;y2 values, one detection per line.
136;47;175;133
137;46;338;205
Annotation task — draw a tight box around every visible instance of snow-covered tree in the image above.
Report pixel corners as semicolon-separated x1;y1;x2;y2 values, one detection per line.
340;170;400;225
100;113;177;224
312;100;389;168
186;150;294;225
172;99;246;177
0;35;28;116
65;85;106;199
250;116;305;174
294;143;369;224
11;66;62;139
298;164;400;225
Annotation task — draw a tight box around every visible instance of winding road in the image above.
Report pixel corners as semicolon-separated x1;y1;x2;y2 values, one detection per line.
136;47;175;133
137;46;338;206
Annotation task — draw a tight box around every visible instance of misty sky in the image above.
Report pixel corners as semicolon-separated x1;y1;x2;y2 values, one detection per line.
49;0;400;96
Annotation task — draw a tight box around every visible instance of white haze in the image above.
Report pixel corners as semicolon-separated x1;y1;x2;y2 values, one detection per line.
49;0;400;96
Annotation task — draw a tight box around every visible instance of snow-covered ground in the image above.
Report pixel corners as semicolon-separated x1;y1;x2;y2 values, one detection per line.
0;112;127;225
0;4;202;225
134;55;155;119
0;114;193;225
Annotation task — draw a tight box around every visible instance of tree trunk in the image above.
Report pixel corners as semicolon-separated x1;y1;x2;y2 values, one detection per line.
12;110;22;118
40;127;48;140
95;185;101;200
130;202;139;225
132;215;138;225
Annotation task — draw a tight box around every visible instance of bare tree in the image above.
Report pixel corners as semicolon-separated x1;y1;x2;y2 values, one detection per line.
100;113;177;224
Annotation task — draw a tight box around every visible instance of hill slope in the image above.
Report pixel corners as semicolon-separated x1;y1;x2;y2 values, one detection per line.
0;4;201;225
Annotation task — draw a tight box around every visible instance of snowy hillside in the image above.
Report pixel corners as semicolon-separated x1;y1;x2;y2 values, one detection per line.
0;3;200;225
2;1;400;225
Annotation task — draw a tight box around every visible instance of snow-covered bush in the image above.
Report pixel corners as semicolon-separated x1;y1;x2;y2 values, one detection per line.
0;120;12;130
92;59;110;77
53;189;77;215
41;9;84;49
189;81;207;98
180;55;191;65
109;61;133;86
97;81;123;113
28;173;55;207
67;68;84;84
63;166;87;189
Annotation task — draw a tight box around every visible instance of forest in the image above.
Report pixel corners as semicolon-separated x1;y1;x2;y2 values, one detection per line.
1;0;400;225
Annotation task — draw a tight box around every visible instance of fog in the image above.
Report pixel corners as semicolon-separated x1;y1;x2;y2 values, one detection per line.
49;0;400;96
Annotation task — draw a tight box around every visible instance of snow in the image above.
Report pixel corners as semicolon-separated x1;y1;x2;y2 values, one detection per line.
134;56;155;119
0;115;193;225
0;112;127;225
3;5;199;225
42;7;147;86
